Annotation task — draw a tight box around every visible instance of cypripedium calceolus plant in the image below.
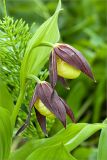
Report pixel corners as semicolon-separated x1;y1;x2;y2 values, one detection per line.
49;43;95;88
15;1;95;136
1;1;106;160
17;43;95;136
17;81;75;135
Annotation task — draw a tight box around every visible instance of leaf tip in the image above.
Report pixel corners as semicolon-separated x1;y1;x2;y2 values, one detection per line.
56;0;62;13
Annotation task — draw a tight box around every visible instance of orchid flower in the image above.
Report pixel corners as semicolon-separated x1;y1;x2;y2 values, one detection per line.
49;43;95;88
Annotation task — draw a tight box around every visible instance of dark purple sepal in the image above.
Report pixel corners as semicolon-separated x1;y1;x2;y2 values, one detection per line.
36;83;53;113
35;108;47;136
51;90;66;128
49;51;57;88
30;85;38;108
37;82;66;127
60;98;76;123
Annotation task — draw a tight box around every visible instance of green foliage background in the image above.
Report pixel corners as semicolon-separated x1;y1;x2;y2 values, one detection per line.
0;0;106;160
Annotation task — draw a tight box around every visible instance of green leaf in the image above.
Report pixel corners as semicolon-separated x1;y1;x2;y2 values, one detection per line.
92;79;105;122
9;123;86;160
46;123;87;146
26;143;77;160
66;82;86;115
0;107;12;160
9;139;45;160
97;119;107;160
0;79;14;113
10;123;105;160
73;147;97;160
20;0;61;88
65;123;105;152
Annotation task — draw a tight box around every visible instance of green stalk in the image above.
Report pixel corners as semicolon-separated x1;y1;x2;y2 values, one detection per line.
3;0;7;17
11;88;25;129
37;42;55;48
27;74;42;83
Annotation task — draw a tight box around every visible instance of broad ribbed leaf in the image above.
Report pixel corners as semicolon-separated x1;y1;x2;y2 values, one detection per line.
0;107;12;160
92;79;105;122
97;119;107;160
26;143;77;160
9;123;105;160
73;147;97;160
9;123;86;160
65;123;105;152
9;139;45;160
0;79;14;113
66;82;87;115
20;0;61;88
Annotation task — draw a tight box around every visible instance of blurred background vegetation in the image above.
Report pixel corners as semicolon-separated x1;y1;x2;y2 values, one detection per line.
0;0;106;159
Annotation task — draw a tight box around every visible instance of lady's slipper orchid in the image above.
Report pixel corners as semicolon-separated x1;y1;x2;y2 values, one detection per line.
49;43;95;88
16;81;75;135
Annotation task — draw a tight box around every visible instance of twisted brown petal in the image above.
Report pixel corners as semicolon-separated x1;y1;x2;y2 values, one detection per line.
15;115;30;136
16;87;38;136
49;51;57;88
15;108;32;136
54;45;94;81
35;108;47;135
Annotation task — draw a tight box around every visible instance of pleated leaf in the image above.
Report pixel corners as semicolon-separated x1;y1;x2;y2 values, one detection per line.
26;143;77;160
65;123;106;152
20;0;61;88
0;107;12;160
0;79;14;114
9;123;86;160
97;119;107;160
9;123;105;160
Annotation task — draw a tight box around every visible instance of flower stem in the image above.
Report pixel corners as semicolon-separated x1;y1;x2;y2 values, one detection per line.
3;0;7;17
27;74;41;83
36;42;55;48
11;89;25;129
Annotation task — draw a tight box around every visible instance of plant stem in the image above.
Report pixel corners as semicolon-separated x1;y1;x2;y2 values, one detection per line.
27;74;42;83
37;42;55;48
3;0;7;17
11;89;25;129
